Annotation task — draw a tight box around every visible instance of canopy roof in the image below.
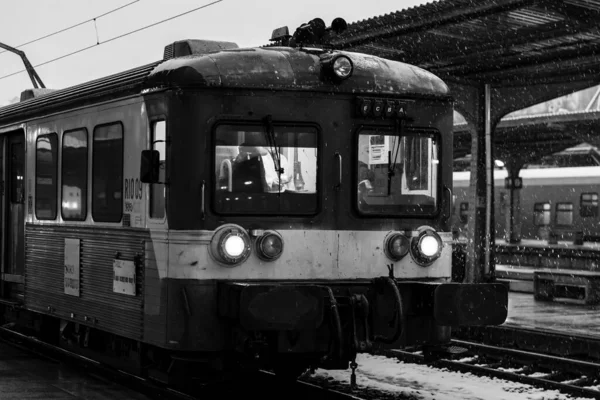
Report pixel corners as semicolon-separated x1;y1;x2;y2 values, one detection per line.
331;0;600;86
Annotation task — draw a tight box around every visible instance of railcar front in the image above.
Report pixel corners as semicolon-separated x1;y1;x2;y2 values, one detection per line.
138;40;508;375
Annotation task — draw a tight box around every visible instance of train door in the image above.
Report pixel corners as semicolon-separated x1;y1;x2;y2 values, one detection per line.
1;131;25;302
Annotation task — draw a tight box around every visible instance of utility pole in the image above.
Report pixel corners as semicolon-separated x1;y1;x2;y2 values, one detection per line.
0;41;45;88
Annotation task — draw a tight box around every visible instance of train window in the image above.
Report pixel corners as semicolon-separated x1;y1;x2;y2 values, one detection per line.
10;141;24;205
555;202;574;226
213;124;318;215
62;129;88;221
92;123;123;222
581;193;598;217
35;133;58;220
149;120;166;219
459;202;468;224
533;202;551;226
356;130;438;215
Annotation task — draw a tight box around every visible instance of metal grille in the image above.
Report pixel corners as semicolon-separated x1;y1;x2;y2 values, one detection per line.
24;224;149;340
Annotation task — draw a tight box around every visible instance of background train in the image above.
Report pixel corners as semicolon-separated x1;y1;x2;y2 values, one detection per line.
0;18;507;384
453;145;600;242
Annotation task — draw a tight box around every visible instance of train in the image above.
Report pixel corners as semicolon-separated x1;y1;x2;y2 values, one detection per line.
453;163;600;242
0;18;507;384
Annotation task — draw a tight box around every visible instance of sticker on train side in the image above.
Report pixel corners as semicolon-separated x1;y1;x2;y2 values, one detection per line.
123;177;143;227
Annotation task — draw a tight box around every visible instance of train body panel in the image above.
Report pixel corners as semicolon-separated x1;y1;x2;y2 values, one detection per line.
162;229;452;281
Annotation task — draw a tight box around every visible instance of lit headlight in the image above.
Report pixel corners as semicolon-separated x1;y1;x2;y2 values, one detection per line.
256;230;284;261
332;55;353;80
383;232;410;261
410;228;443;266
224;235;246;258
209;224;251;267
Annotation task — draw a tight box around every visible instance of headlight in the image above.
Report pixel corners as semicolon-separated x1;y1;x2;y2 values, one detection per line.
332;55;353;79
320;53;353;82
383;232;410;261
255;230;284;261
209;224;251;267
410;228;443;266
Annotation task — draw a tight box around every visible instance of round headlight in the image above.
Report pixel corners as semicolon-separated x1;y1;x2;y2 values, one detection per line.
209;224;251;267
383;232;410;261
410;228;443;266
332;56;353;79
419;235;440;257
223;234;246;258
256;230;284;261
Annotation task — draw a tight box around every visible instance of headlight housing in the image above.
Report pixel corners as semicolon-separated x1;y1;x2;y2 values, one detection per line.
332;55;353;79
383;231;410;261
320;53;353;82
209;224;252;267
410;227;443;266
255;230;284;261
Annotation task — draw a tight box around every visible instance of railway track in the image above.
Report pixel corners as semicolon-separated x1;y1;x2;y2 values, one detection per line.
455;324;600;362
0;325;361;400
381;339;600;399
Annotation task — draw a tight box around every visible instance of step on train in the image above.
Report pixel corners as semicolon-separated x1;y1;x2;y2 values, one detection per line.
0;17;507;383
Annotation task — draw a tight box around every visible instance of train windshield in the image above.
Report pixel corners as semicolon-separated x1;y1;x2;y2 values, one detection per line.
213;124;318;215
357;129;439;215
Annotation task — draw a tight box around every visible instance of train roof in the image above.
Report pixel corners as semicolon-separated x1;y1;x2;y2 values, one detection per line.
0;40;449;125
145;46;449;97
453;166;600;188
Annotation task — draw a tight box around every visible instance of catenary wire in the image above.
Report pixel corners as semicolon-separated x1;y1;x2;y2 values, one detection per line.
0;0;141;55
0;0;223;82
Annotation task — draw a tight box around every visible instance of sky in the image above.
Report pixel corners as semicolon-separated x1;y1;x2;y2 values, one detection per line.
0;0;430;105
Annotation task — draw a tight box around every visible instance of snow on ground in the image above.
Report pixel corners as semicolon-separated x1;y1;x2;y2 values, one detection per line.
310;353;595;400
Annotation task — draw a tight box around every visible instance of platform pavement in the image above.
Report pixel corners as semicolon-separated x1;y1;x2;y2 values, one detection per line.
504;291;600;339
0;341;151;399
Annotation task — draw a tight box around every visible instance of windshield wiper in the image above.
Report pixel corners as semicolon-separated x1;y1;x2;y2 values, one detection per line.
263;115;283;193
387;118;403;195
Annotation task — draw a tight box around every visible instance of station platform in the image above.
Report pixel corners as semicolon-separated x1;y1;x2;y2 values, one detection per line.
0;341;151;400
504;291;600;338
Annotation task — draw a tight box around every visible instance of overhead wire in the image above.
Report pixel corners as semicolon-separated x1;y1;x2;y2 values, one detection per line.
0;0;224;82
0;0;141;54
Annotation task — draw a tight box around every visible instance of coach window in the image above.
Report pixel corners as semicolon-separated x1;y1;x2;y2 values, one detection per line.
35;133;58;220
533;202;551;226
580;193;598;217
92;123;123;222
357;130;439;215
62;129;88;220
555;202;573;226
149;120;166;218
213;124;318;215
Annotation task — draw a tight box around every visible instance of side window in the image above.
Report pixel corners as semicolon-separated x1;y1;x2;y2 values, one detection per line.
581;193;598;217
149;120;166;219
555;202;573;226
533;202;551;226
62;129;88;221
36;133;58;220
10;141;24;205
459;202;469;224
92;123;123;222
